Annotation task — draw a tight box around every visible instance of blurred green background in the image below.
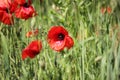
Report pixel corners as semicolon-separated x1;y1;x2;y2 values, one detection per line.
0;0;120;80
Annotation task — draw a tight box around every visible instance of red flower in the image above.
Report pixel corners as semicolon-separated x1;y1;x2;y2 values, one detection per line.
9;1;18;13
22;40;42;60
107;6;112;14
26;31;32;37
100;7;106;14
47;26;74;51
100;6;112;14
0;10;13;25
26;29;39;38
0;0;14;25
15;0;36;20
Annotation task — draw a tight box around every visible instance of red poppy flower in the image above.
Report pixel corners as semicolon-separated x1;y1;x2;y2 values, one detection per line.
9;1;18;13
47;26;74;51
26;31;32;37
100;7;106;14
15;0;36;20
100;6;112;15
0;10;13;25
22;40;42;60
26;29;39;38
0;0;14;25
107;6;112;14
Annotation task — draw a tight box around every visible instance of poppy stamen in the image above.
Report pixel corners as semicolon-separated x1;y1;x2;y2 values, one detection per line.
23;3;29;7
5;8;9;13
58;33;65;40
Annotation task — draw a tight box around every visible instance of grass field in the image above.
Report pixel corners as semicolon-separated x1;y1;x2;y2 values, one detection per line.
0;0;120;80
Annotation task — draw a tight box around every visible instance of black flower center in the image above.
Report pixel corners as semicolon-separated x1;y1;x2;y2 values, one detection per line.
23;3;29;7
5;8;9;13
58;33;65;40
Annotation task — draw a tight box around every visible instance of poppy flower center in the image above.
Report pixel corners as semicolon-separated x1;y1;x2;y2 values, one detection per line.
23;3;29;7
5;8;9;13
58;33;65;40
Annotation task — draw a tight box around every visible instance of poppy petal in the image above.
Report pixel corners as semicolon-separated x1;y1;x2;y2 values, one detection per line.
22;40;42;60
0;0;11;9
14;0;26;5
28;40;42;50
15;6;36;19
101;7;106;14
49;39;65;51
26;49;37;58
22;48;29;60
0;10;14;25
48;26;68;40
26;31;33;37
65;36;74;49
10;1;18;13
2;12;13;25
0;10;4;18
107;6;112;14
